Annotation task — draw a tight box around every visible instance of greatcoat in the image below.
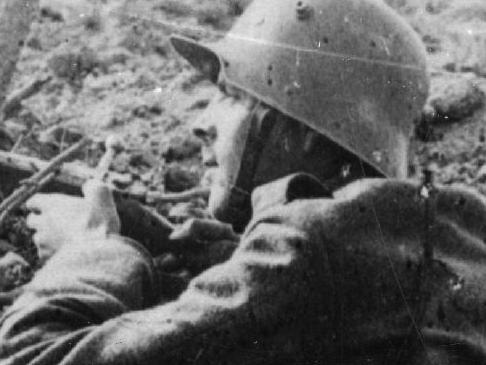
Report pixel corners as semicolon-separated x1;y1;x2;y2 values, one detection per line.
1;174;486;364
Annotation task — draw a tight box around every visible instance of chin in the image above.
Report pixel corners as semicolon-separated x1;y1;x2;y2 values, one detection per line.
207;185;229;220
206;168;235;220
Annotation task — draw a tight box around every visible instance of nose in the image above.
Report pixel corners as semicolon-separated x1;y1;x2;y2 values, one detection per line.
192;118;217;145
193;126;215;141
192;118;218;166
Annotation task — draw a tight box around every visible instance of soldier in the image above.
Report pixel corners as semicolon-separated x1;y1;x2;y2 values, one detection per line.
2;0;486;364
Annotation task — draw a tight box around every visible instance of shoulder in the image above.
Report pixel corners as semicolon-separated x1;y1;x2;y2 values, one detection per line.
248;175;486;249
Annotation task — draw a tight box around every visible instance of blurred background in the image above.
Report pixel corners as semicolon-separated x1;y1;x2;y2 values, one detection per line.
1;0;486;194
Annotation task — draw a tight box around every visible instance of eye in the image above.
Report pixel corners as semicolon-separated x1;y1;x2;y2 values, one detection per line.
230;92;241;101
193;125;217;145
227;86;242;100
218;82;243;102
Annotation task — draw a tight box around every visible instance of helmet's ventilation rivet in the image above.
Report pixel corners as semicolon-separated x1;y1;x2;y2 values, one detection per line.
296;2;313;21
372;151;383;163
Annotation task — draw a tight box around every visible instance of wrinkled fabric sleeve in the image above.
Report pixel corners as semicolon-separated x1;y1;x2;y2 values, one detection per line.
0;234;157;364
0;215;319;364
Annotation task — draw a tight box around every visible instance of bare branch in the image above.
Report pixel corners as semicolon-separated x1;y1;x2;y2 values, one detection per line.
0;138;90;225
2;76;52;120
146;188;210;204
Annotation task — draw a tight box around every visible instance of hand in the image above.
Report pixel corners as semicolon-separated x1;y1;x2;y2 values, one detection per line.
114;198;174;257
150;219;239;302
169;218;239;242
155;218;239;274
26;180;120;263
167;218;239;275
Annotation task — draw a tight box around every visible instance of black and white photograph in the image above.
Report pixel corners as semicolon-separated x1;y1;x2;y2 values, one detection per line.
0;0;486;363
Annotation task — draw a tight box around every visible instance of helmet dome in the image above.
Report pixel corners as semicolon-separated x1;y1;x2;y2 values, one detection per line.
171;0;429;178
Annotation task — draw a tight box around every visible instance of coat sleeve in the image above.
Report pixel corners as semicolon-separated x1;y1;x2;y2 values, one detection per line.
0;212;321;364
0;234;157;364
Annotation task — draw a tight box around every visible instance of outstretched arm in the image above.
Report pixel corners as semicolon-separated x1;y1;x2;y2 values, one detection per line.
0;233;156;364
0;209;316;364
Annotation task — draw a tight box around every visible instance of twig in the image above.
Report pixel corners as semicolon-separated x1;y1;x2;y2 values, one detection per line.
10;128;35;153
10;135;24;153
145;187;210;204
0;171;57;223
0;150;89;187
0;138;90;225
1;76;52;120
0;150;209;205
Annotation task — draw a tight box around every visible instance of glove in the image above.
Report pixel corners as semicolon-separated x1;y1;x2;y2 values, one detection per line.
150;219;240;303
26;180;120;263
168;218;239;275
114;196;174;257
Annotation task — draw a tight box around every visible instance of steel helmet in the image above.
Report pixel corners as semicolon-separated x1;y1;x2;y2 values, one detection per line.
170;0;429;178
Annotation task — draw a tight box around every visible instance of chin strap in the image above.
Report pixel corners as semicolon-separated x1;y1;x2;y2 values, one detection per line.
222;102;276;232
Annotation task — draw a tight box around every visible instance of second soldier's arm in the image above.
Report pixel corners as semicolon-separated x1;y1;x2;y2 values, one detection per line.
0;194;317;364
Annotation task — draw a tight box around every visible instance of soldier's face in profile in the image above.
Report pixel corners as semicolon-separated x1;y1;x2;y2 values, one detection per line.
192;87;352;222
192;88;258;219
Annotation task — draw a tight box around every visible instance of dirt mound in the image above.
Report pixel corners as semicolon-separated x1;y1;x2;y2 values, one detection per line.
426;72;485;124
385;0;486;194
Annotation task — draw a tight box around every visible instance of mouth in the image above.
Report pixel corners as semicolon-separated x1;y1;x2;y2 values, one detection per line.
201;145;218;167
204;160;218;168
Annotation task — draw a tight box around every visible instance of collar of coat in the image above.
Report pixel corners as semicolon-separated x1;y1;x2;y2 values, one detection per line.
251;173;333;214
